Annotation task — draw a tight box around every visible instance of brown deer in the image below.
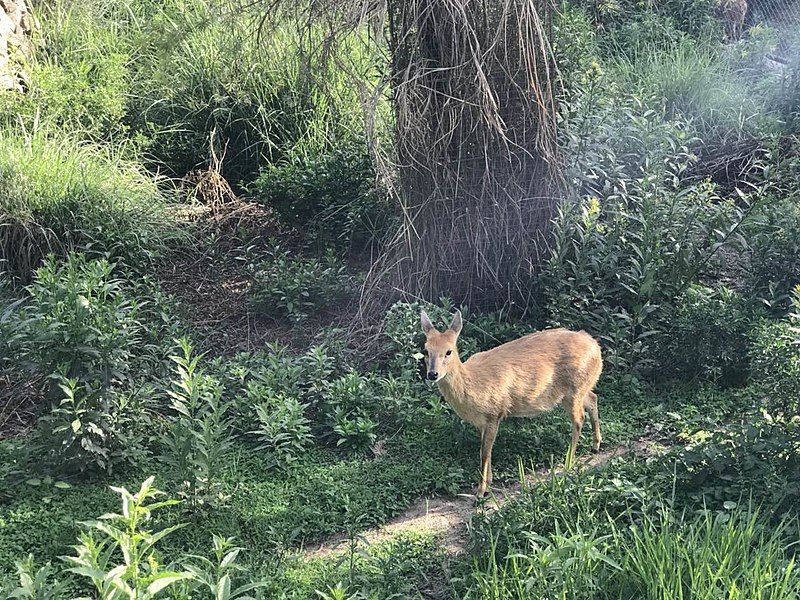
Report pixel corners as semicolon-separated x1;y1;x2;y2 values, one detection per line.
716;0;747;41
421;310;603;497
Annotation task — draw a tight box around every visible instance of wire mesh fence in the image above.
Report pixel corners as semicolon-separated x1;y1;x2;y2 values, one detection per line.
747;0;800;61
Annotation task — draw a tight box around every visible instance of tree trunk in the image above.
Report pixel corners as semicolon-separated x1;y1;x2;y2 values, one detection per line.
0;0;31;92
370;0;562;310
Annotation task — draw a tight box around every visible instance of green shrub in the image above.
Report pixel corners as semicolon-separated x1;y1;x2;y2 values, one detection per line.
62;477;267;600
580;0;719;42
658;285;757;383
672;416;800;516
547;93;760;377
744;197;800;313
161;339;236;511
321;371;379;453
248;392;314;469
2;255;181;474
33;376;149;475
1;554;68;600
62;476;191;599
749;291;800;416
248;244;355;321
7;255;143;389
252;140;388;250
0;0;132;138
0;131;177;281
179;535;268;599
551;3;600;96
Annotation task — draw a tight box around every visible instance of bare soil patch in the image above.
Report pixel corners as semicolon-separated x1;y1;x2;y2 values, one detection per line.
303;438;663;560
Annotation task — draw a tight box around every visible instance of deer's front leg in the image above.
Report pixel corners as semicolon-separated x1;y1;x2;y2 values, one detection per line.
477;419;500;497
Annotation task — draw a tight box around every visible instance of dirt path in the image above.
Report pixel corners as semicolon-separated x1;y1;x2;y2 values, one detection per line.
303;439;661;560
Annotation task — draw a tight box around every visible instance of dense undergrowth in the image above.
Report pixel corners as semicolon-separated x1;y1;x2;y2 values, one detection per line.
1;0;800;598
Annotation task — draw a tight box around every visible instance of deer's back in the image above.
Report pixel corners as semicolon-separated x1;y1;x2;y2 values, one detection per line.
462;328;602;419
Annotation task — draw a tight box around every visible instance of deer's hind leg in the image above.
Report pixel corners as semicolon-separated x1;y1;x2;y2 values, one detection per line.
563;394;585;468
584;391;602;452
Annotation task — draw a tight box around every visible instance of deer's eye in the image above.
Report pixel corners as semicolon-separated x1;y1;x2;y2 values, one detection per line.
445;350;452;356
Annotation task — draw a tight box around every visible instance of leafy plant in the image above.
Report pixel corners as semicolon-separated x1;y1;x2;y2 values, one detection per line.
744;196;800;313
34;376;148;474
320;372;378;453
62;476;191;599
329;407;378;453
671;416;800;515
181;535;268;600
249;394;314;469
546;92;763;378
749;288;800;417
161;338;235;510
9;255;143;390
658;285;757;383
2;554;68;600
248;243;354;321
253;140;388;250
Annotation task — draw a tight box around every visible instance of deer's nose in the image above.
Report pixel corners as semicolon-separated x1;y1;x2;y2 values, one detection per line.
427;371;438;381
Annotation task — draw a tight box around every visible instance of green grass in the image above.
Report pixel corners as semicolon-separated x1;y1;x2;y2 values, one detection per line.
0;129;180;281
462;502;799;599
0;381;753;572
606;36;765;138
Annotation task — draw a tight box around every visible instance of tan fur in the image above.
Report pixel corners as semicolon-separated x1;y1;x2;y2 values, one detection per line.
716;0;747;41
421;311;603;497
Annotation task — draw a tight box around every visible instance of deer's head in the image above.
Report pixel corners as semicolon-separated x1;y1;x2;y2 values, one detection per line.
420;310;462;382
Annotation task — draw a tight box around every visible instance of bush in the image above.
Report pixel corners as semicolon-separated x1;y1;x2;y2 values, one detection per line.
7;255;143;390
749;291;800;416
658;285;757;383
33;376;149;475
546;93;760;377
744;196;800;313
248;391;314;469
0;130;178;281
0;0;132;139
252;141;389;250
1;554;68;600
672;416;800;515
161;339;236;510
321;372;379;453
248;244;355;321
62;477;266;599
2;255;184;473
580;0;719;42
551;3;600;96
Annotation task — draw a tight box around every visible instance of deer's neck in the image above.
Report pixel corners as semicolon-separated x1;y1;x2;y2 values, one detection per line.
437;354;468;403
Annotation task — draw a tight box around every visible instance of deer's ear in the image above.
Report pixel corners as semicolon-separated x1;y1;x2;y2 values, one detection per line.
449;310;463;336
420;310;435;334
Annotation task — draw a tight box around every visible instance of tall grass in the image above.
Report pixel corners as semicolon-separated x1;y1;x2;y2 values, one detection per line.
1;0;378;186
607;36;763;138
126;0;377;185
466;508;799;599
0;0;135;139
0;130;178;281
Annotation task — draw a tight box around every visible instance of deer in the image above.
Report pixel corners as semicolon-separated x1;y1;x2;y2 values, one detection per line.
420;310;603;497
